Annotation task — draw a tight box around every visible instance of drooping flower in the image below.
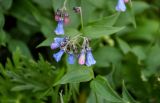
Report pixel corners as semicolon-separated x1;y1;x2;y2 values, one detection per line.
67;53;75;64
50;37;64;50
124;0;129;3
53;50;64;62
86;49;96;66
64;13;70;25
51;42;59;50
116;0;126;12
54;19;64;35
54;37;64;43
78;50;86;65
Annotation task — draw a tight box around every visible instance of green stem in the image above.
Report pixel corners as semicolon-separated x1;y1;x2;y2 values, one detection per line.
79;7;84;30
63;0;68;10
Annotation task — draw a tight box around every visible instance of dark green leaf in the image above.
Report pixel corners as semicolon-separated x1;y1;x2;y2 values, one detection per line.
122;82;137;103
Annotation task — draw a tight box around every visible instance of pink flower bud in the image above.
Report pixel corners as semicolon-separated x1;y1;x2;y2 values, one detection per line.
55;15;60;21
78;53;85;65
124;0;129;3
64;17;70;25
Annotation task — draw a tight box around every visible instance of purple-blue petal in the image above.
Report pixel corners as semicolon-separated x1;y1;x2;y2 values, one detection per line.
67;53;75;64
51;42;60;50
53;50;64;62
116;0;126;12
54;37;64;43
54;20;64;35
86;50;96;66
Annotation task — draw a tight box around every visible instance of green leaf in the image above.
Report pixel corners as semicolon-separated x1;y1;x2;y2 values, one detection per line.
37;36;54;47
54;67;94;86
131;46;146;61
132;1;150;14
122;82;137;103
11;84;44;92
0;0;13;11
127;19;159;41
89;13;120;27
65;28;82;36
0;12;4;29
87;90;109;103
94;46;122;67
32;0;52;9
10;2;38;27
142;45;160;77
0;30;7;45
116;37;131;54
88;0;105;8
8;40;32;58
83;26;125;39
21;0;54;36
90;76;123;102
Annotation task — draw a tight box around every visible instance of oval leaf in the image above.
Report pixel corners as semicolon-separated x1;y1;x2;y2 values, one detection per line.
90;76;123;102
54;67;94;86
83;26;125;39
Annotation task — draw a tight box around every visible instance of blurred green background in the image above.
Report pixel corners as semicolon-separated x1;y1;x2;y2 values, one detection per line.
0;0;160;103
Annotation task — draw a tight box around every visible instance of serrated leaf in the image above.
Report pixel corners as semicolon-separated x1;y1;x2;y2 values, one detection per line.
116;37;131;54
122;82;137;103
54;67;94;86
90;76;123;102
83;26;125;39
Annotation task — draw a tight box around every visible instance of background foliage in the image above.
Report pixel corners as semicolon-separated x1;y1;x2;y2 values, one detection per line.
0;0;160;103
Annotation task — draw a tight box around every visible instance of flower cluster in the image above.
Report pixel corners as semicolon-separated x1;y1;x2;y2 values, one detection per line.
51;5;96;66
54;9;69;35
51;36;96;66
115;0;129;12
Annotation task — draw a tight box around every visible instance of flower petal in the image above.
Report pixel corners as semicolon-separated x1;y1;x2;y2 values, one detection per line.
53;50;64;62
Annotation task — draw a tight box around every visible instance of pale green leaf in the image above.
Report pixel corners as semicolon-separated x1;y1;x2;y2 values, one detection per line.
83;26;125;39
116;37;131;54
89;13;120;27
54;67;94;86
90;76;123;102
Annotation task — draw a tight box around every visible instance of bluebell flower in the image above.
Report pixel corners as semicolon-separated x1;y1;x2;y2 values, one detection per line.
67;53;75;64
78;50;86;65
53;50;64;62
54;20;64;35
51;42;59;50
50;37;64;50
54;37;64;43
116;0;126;12
86;50;96;66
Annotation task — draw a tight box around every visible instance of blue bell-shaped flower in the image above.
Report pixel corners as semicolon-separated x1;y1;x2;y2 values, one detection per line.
67;53;75;64
53;50;64;62
50;37;64;50
116;0;126;12
54;20;64;35
86;49;96;66
50;42;59;50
